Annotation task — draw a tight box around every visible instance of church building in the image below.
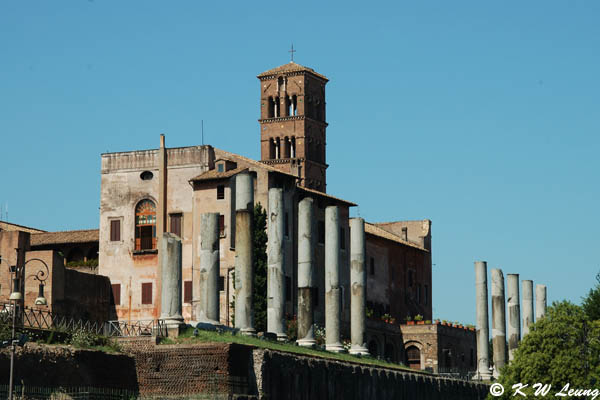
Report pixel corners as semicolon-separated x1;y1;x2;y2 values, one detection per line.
1;61;475;373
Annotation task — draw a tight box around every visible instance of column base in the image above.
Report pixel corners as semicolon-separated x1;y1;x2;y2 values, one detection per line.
276;333;288;342
493;368;500;379
296;338;317;348
162;318;185;338
349;345;370;356
325;342;346;353
472;371;493;381
240;328;257;337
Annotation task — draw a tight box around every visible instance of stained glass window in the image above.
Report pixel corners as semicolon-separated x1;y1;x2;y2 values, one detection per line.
135;199;156;250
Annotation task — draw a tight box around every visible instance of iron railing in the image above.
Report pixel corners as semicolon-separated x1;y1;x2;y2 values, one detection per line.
437;367;477;381
1;304;168;338
104;319;166;337
0;303;104;335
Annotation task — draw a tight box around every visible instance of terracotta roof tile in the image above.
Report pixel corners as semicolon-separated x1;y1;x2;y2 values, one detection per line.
364;223;428;252
257;62;328;81
30;229;99;246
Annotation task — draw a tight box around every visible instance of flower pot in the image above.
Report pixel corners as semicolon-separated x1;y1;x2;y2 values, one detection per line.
416;321;425;325
406;321;415;325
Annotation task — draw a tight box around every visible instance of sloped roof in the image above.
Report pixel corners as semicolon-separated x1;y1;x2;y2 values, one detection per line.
0;221;45;234
30;229;99;246
298;186;357;207
364;223;428;252
215;149;298;179
257;62;328;81
190;167;247;182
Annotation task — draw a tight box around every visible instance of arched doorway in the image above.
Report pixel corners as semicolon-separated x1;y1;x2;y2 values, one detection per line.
406;345;421;370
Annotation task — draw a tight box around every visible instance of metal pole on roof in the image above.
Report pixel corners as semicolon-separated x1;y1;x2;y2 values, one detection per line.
202;120;204;146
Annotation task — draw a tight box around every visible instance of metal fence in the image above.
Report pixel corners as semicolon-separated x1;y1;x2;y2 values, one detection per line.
0;304;166;338
0;385;138;400
437;367;477;381
104;319;166;337
0;385;238;400
0;304;104;335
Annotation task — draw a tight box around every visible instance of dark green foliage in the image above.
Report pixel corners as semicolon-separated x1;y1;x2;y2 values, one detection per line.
66;259;99;268
490;301;600;399
582;272;600;321
0;321;11;341
253;203;268;333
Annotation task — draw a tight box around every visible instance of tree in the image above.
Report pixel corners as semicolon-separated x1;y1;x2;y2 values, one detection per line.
582;272;600;321
491;301;600;399
252;203;268;333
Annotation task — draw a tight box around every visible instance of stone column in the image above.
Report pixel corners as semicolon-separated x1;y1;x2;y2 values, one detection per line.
234;172;255;336
159;233;184;336
349;218;369;356
297;197;316;347
507;274;521;362
235;172;254;211
536;284;547;320
522;280;534;336
324;206;344;352
491;268;506;378
195;212;220;324
474;261;491;380
267;188;286;340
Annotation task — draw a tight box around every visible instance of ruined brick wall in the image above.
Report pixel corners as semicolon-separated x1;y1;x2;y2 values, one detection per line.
1;340;487;399
0;344;138;390
119;337;255;397
255;348;488;400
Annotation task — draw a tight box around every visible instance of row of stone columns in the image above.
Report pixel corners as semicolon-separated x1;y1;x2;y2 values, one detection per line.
474;261;547;380
189;172;370;353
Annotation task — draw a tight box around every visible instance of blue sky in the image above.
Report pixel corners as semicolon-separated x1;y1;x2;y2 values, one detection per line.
1;1;599;325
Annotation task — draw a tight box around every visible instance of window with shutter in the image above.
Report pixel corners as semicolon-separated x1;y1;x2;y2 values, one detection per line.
111;284;121;305
141;282;153;305
184;280;192;303
219;215;225;237
217;185;225;200
170;213;182;238
110;219;121;242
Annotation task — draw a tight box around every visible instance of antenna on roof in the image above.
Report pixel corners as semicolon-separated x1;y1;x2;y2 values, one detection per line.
289;43;296;62
201;120;204;146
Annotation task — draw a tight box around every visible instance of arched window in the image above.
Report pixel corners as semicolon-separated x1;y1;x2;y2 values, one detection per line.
283;137;291;158
292;95;297;116
267;97;275;118
135;199;156;250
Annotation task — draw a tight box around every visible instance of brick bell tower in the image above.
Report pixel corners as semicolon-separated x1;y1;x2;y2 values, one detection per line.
258;61;329;192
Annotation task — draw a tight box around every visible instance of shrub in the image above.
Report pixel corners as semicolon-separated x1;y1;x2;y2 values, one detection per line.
69;329;101;348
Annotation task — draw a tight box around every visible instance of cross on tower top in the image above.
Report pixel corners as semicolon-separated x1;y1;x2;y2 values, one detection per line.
289;44;296;62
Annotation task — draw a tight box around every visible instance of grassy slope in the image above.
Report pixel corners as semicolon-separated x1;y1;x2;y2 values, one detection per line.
161;327;417;373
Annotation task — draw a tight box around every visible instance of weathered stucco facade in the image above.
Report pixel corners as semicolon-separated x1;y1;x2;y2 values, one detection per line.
99;145;213;321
